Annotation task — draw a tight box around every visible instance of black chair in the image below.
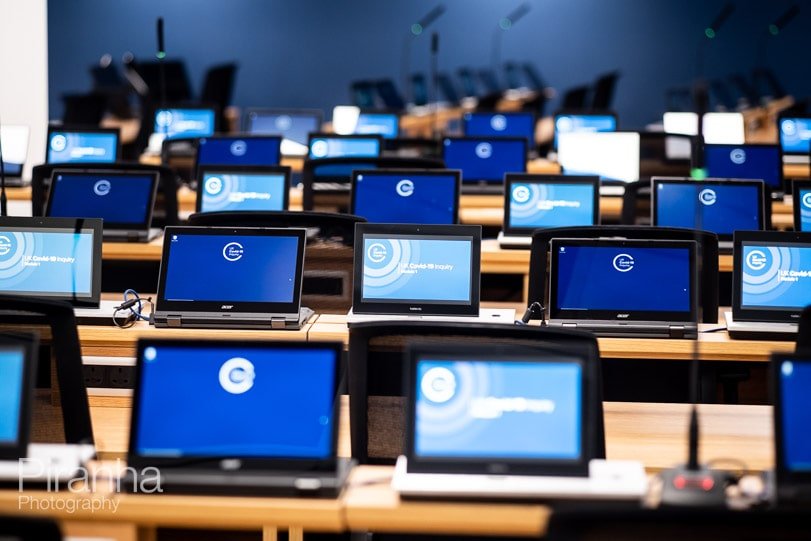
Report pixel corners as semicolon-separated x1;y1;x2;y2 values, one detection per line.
527;226;720;324
522;63;546;91
436;73;462;105
797;305;811;355
61;93;108;125
348;321;605;465
351;80;378;109
457;67;479;98
200;63;238;129
375;79;406;111
561;85;590;110
0;516;62;541
620;180;652;226
591;71;620;110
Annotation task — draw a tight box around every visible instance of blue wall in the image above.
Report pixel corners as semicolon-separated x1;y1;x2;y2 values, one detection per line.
48;0;810;129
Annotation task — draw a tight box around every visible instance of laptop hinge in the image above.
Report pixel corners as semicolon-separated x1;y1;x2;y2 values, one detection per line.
127;231;140;242
270;317;286;330
562;323;577;328
166;315;182;328
669;325;685;338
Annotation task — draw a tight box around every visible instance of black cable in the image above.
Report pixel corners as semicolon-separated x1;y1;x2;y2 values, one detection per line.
112;289;153;328
515;301;544;326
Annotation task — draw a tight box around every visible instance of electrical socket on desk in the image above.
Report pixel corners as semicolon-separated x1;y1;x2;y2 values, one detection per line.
108;366;135;388
83;365;106;388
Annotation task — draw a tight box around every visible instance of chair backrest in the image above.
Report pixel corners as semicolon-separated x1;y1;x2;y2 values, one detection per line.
200;63;238;128
350;80;378;109
561;85;590;110
375;79;406;111
797;305;811;355
591;71;620;110
348;321;604;465
61;93;107;125
0;296;93;445
528;226;719;323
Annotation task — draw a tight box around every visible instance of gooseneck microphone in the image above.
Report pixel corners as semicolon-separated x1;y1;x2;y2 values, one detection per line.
401;5;445;105
156;17;167;109
431;32;440;138
0;116;7;217
492;3;531;73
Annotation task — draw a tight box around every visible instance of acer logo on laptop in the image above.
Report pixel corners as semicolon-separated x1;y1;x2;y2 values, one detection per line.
616;313;630;319
221;305;234;310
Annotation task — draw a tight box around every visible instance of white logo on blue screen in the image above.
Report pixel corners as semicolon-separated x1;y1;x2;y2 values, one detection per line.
222;242;244;262
275;115;293;131
612;253;635;272
93;179;111;196
730;148;747;165
218;357;255;395
512;185;531;204
0;235;12;257
205;176;224;195
555;117;573;132
781;120;797;136
50;134;67;152
396;179;414;197
782;361;794;377
367;242;387;263
155;110;173;127
229;140;247;156
490;114;507;132
803;192;811;209
421;367;457;403
698;188;716;206
745;249;768;271
475;142;492;159
143;347;157;362
311;140;328;158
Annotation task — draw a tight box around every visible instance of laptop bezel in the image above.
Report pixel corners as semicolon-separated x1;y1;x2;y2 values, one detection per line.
45;126;121;165
462;111;537;147
242;108;324;142
703;143;784;195
0;334;38;461
792;180;811;232
195;165;292;213
156;226;306;316
441;136;528;185
548;237;698;323
352;223;482;316
552;110;618;150
732;230;811;323
127;338;343;471
403;342;593;476
777;113;811;158
45;169;160;231
307;133;383;160
771;353;811;487
152;106;218;140
503;174;600;236
195;134;284;173
349;169;461;225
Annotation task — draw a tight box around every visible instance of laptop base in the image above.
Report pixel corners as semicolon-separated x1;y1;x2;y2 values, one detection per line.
460;183;504;195
546;320;698;339
103;228;162;243
153;307;314;330
724;312;798;341
0;443;95;487
497;231;532;249
346;308;516;325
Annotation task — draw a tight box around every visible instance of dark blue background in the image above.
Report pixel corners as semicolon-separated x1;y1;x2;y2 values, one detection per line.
655;182;762;236
48;173;153;225
704;145;782;189
779;359;811;471
354;172;457;224
443;138;526;183
197;137;281;166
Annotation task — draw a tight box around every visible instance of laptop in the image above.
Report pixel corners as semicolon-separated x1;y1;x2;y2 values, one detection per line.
703;143;784;198
195;135;283;172
243;108;323;156
442;137;527;194
125;339;352;496
348;223;514;323
778;114;811;165
552;112;617;151
498;174;600;248
308;133;382;160
46;169;161;242
651;178;765;252
462;111;536;152
196;165;291;213
391;343;646;501
332;107;400;139
557;131;640;196
0;125;29;186
546;238;698;338
793;180;811;232
148;106;217;153
662;112;745;144
350;169;460;225
725;231;811;340
153;226;312;329
46;126;120;164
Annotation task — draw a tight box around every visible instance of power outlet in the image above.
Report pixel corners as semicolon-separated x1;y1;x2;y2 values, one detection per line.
83;365;106;388
108;366;135;388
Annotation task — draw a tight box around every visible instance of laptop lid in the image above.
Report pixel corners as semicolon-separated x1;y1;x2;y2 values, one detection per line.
0;217;102;307
196;136;282;171
651;178;765;241
558;132;640;183
703;144;783;193
196;165;291;213
548;238;697;323
46;169;159;231
792;180;811;232
333;107;400;139
153;107;216;140
352;223;481;316
243;108;323;154
0;125;29;178
553;112;617;150
308;133;382;160
662;112;745;144
463;112;536;148
503;174;599;236
772;354;811;491
156;226;306;317
0;334;38;461
778;115;811;157
128;339;341;470
350;169;460;225
404;343;593;476
731;231;811;323
442;137;527;185
46;127;120;164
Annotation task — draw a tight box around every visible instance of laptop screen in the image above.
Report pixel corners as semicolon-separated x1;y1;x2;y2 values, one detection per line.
554;114;616;149
463;112;535;147
779;117;811;155
245;110;321;149
738;241;811;313
653;180;763;239
198;169;288;213
558;132;640;183
796;185;811;232
354;113;399;139
308;135;381;159
704;145;782;191
47;172;157;228
0;125;28;176
505;176;598;233
47;131;118;164
0;348;26;445
133;343;338;459
776;357;811;473
197;136;281;167
442;138;527;184
352;170;458;224
154;108;216;140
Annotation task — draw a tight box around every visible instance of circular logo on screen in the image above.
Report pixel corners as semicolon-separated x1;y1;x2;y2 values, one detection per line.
745;249;768;272
782;361;794;377
730;148;747;165
50;134;67;152
143;347;157;362
155;110;173;127
555;116;573;132
475;142;492;159
490;114;507;132
205;176;224;195
421;367;457;403
396;179;414;197
311;140;329;158
802;193;811;209
366;242;387;263
219;357;255;395
93;179;111;196
612;253;635;272
512;185;531;204
275;115;293;131
0;235;11;257
781;120;797;136
229;140;248;156
698;188;717;206
222;242;244;262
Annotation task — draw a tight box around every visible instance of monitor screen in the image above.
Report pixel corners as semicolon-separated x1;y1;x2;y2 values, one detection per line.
197;137;281;167
134;343;337;459
162;233;300;303
246;111;321;149
798;187;811;232
779;117;811;155
47;131;118;164
554;114;617;149
654;181;762;238
0;125;28;175
353;172;457;224
0;349;26;445
414;359;582;460
662;112;745;144
558;132;640;183
704;145;782;190
154;108;215;140
507;180;596;230
199;171;287;212
777;358;811;472
740;242;811;311
309;136;381;159
355;113;399;139
442;138;526;183
48;172;155;227
361;234;473;303
463;113;535;147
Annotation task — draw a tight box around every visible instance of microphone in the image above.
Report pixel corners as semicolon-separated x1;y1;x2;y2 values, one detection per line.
769;4;799;35
402;5;445;105
156;17;167;109
417;5;445;34
156;18;165;58
430;32;440;138
492;3;531;73
704;3;735;39
0;116;6;217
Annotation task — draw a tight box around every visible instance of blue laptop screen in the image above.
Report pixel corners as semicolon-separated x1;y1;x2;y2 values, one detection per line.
554;115;617;148
779;118;811;154
200;172;287;212
47;132;118;164
704;145;782;190
0;229;94;298
655;182;761;237
197;137;281;166
415;359;582;460
1;162;23;177
154;108;215;140
740;243;811;311
509;182;596;229
309;137;381;159
362;235;472;303
778;358;811;472
246;112;320;145
355;114;399;139
0;349;26;444
163;233;299;303
442;139;526;183
354;173;457;224
464;113;535;146
48;173;154;226
134;344;337;458
555;245;692;312
798;188;811;232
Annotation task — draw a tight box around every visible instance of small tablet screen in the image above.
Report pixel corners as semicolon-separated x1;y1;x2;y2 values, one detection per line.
47;131;118;164
740;242;811;311
48;172;155;227
442;138;526;184
199;172;287;212
354;172;457;224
